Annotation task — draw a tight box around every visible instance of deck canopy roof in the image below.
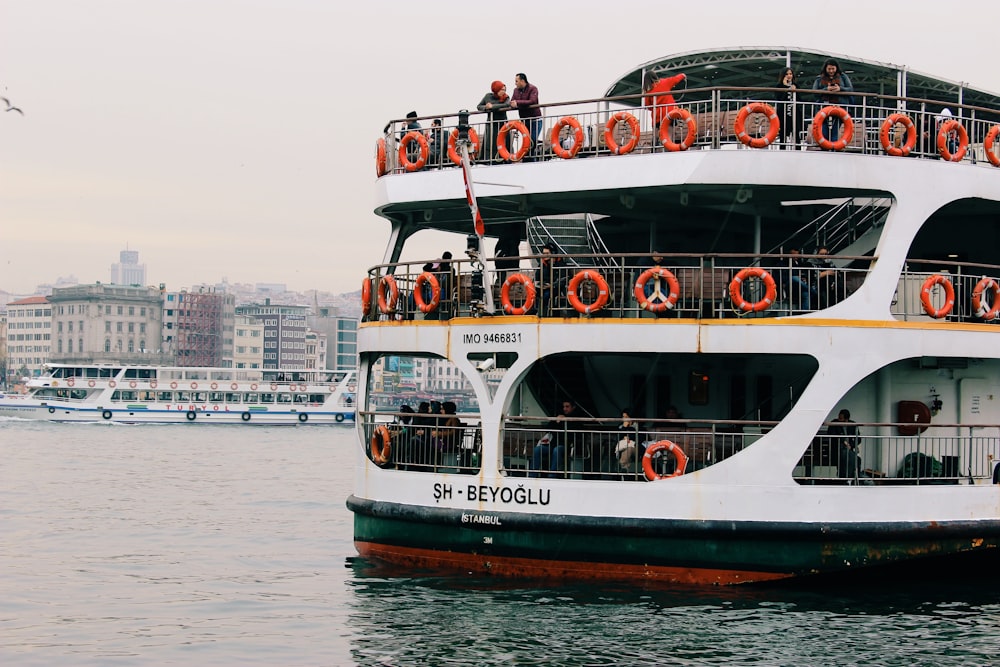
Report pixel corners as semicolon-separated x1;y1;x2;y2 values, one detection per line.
604;47;1000;113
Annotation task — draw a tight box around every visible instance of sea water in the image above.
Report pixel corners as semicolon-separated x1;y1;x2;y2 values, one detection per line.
2;418;999;666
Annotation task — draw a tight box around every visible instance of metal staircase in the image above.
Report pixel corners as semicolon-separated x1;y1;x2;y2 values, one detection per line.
525;214;617;267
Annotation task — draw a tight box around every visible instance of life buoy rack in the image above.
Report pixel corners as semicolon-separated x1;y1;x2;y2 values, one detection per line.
378;275;399;314
812;106;854;151
497;120;531;162
735;102;780;148
447;127;481;165
642;440;689;481
298;413;308;423
186;411;197;421
879;113;917;157
397;130;429;172
67;378;75;387
984;126;1000;167
729;267;777;313
88;380;96;388
413;272;441;313
973;277;1000;320
371;425;392;466
551;116;584;159
937;119;969;162
566;270;610;315
920;274;955;318
375;137;387;177
500;273;537;315
604;111;640;155
361;277;373;316
634;267;681;313
659;108;697;151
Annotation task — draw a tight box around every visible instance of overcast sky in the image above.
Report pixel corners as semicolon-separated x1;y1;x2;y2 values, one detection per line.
2;0;997;296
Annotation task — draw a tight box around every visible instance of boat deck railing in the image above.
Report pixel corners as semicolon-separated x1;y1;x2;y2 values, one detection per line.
380;86;1000;174
361;412;1000;485
364;253;1000;323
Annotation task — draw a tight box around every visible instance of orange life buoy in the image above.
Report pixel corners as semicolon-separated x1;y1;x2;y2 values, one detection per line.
984;126;1000;167
972;277;1000;320
375;137;387;177
642;440;689;481
67;378;75;387
735;102;780;148
879;113;916;157
413;272;441;313
447;127;481;165
500;273;537;315
729;267;777;313
634;267;681;313
378;275;399;314
497;120;531;162
397;131;429;172
170;381;178;389
129;380;137;388
88;379;97;388
920;274;955;318
566;270;610;315
361;277;373;316
551;116;584;159
659;107;697;151
604;111;640;155
937;119;969;162
812;106;854;151
371;425;392;465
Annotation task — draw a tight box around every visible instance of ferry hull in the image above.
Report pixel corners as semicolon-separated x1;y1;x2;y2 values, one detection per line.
0;402;354;425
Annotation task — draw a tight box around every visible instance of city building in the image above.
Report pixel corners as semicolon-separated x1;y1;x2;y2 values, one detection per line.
110;248;147;286
162;287;235;367
5;296;52;381
235;301;308;369
307;307;358;372
232;315;264;369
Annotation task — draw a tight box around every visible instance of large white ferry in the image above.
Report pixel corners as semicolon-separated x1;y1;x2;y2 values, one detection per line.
348;47;1000;584
0;363;356;424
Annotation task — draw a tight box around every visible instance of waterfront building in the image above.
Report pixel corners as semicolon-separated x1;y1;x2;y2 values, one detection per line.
162;287;235;367
6;296;52;381
307;306;358;372
232;315;265;369
235;301;308;370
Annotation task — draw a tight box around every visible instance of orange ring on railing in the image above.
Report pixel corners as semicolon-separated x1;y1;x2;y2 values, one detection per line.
634;267;681;313
500;273;537;315
397;131;429;172
497;120;531;162
375;137;387;177
378;275;399;314
604;111;640;155
879;113;917;157
920;274;955;318
659;108;697;151
566;270;610;315
371;425;392;465
735;102;780;148
447;127;481;165
551;116;584;159
361;277;373;316
642;440;689;481
729;267;777;313
972;277;1000;320
937;119;969;162
984;126;1000;167
811;106;854;151
413;272;441;314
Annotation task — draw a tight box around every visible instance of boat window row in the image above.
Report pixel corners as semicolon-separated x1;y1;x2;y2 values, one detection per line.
108;390;324;404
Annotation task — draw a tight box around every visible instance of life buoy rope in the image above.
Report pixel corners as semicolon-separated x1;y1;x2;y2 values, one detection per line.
413;272;441;314
378;275;399;314
659;108;697;151
500;273;537;315
566;270;610;315
879;113;916;157
497;120;531;162
972;277;1000;320
604;111;640;155
371;425;392;466
920;274;955;318
735;102;779;148
375;137;387;177
361;277;373;317
812;106;854;151
447;127;480;165
642;440;689;481
397;131;429;172
634;267;681;313
729;267;777;313
937;119;969;162
984;126;1000;167
551;116;584;159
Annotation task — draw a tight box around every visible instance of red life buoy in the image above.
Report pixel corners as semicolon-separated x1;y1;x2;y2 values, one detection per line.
972;277;1000;320
659;108;697;151
920;274;955;318
378;275;399;314
250;383;258;391
109;380;117;388
937;119;969;162
190;382;199;390
375;137;387;177
880;113;917;157
447;127;481;165
88;379;96;387
497;120;531;162
729;267;777;313
371;425;392;466
735;102;780;148
812;106;854;151
270;383;278;391
361;278;373;316
150;380;157;389
566;270;610;315
604;111;640;155
67;378;75;387
551;116;584;159
413;272;441;313
170;381;178;389
129;380;137;388
231;382;239;390
500;273;537;315
210;382;218;390
397;131;429;172
642;440;689;481
984;126;1000;167
634;267;681;313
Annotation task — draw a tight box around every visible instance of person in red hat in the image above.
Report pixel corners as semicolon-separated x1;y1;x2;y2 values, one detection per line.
477;80;511;163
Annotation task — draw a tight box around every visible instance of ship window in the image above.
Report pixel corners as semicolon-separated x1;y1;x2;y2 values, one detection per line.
119;391;137;401
140;391;155;401
176;391;191;401
192;392;207;402
112;390;121;400
276;393;291;403
158;391;173;401
209;392;224;402
225;393;241;403
689;371;710;405
259;393;276;403
244;393;259;403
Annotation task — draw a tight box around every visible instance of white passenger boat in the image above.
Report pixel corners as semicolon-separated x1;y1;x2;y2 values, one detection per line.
348;47;1000;584
0;363;356;424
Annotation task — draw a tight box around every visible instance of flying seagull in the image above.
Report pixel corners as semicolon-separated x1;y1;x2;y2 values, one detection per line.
1;96;23;115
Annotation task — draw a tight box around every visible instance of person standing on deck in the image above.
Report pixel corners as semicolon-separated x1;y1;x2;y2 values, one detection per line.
811;58;854;144
477;81;511;163
643;71;686;133
510;73;541;159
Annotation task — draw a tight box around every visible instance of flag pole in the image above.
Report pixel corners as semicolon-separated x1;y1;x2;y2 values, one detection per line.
457;110;495;315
